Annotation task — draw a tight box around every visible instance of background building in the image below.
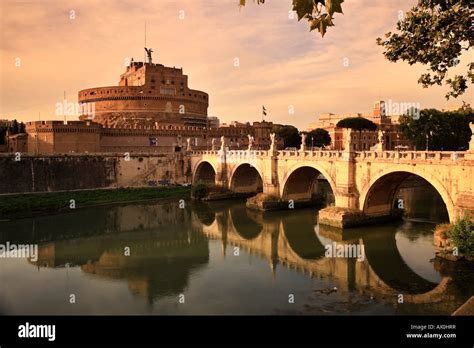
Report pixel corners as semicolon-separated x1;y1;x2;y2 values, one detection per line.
308;101;413;151
207;116;220;129
25;120;274;154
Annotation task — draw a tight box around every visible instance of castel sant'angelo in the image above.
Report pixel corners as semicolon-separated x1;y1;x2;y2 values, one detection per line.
78;49;210;129
25;49;273;154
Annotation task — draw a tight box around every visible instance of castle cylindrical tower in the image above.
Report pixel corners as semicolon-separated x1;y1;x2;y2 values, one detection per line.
78;60;209;128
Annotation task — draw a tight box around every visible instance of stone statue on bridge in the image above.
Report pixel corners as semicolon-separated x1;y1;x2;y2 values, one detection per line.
375;129;385;151
300;133;307;152
211;138;216;151
220;136;226;152
270;133;277;153
247;134;254;150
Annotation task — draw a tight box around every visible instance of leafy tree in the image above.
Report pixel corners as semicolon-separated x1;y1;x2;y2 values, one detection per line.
336;117;377;150
19;122;26;134
449;212;474;256
336;117;377;132
191;182;209;200
0;126;7;145
11;120;19;134
376;0;473;99
305;128;331;147
272;124;301;148
239;0;344;37
399;107;474;151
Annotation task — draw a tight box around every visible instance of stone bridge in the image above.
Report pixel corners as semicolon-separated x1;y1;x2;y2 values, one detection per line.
190;144;474;226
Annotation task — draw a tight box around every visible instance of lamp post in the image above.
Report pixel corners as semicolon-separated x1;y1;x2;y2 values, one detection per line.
311;136;314;151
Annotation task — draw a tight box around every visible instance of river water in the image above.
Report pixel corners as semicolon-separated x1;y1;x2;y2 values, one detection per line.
0;198;472;315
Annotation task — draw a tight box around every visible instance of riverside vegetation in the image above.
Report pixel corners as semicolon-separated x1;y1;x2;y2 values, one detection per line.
0;186;191;220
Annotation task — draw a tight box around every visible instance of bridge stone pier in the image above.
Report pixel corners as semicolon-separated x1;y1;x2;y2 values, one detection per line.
190;130;474;227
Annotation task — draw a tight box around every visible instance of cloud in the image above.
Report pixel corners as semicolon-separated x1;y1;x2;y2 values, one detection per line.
0;0;469;129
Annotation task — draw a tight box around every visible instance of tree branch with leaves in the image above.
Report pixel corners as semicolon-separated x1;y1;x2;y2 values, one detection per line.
239;0;344;37
376;0;473;99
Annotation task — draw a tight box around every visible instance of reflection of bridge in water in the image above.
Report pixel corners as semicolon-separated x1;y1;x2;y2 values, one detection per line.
195;203;469;312
1;201;470;313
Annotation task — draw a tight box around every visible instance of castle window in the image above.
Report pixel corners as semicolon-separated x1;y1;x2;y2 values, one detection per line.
161;80;165;84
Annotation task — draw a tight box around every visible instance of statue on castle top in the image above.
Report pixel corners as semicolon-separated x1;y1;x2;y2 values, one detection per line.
144;47;153;64
247;134;254;150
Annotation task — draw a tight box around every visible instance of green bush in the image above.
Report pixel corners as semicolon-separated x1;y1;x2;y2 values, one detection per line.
191;182;209;200
449;212;474;256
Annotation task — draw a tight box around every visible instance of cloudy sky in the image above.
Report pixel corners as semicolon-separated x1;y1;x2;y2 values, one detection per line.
0;0;470;129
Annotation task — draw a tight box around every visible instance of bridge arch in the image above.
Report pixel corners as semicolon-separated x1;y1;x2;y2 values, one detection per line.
193;160;217;185
229;163;263;194
360;166;454;222
280;163;336;204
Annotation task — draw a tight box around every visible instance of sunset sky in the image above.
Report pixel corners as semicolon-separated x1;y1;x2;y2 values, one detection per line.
0;0;471;129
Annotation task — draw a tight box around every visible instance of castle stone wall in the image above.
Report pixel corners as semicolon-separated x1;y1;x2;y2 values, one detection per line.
0;153;190;195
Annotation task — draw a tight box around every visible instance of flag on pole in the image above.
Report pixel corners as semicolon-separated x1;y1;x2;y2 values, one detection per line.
262;105;267;120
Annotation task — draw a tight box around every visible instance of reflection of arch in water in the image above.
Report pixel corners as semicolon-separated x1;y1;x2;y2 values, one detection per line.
313;222;455;304
228;206;263;240
280;209;326;260
361;170;451;223
319;223;440;295
362;229;438;294
192;202;216;226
